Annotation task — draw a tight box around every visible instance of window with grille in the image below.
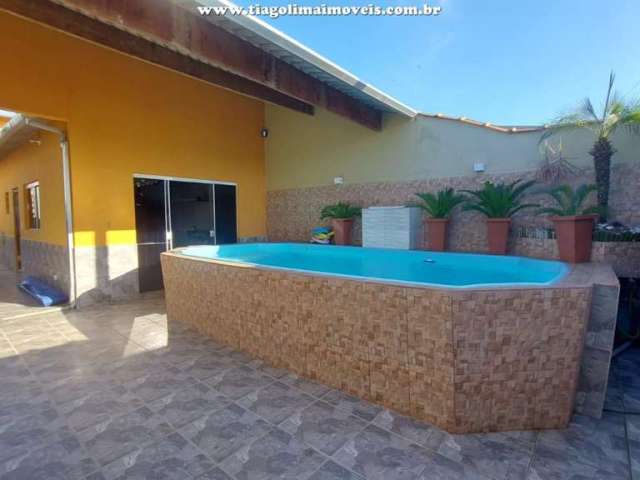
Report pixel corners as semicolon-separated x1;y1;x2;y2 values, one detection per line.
25;181;41;229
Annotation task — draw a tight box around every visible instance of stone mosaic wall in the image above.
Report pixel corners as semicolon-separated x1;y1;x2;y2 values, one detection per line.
162;252;597;433
0;233;16;271
0;235;69;294
74;244;140;306
20;239;70;295
564;263;620;419
512;238;640;278
266;164;640;276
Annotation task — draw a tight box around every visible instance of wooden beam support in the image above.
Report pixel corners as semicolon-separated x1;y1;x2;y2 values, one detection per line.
326;87;383;131
0;0;314;115
1;0;385;130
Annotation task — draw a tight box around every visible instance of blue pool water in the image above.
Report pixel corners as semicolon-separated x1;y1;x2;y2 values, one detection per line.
180;243;569;288
179;243;568;288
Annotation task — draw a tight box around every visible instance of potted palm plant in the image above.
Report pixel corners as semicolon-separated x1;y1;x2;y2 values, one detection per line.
538;184;600;263
463;179;537;255
542;72;640;221
415;188;466;251
320;202;362;246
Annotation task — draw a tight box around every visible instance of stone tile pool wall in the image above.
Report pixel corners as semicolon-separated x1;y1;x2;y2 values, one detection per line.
161;252;599;434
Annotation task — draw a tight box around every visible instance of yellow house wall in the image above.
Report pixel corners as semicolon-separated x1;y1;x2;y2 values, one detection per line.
0;130;66;245
0;11;266;248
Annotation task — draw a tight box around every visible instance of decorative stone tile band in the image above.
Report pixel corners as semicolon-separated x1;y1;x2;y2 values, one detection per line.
266;164;640;277
161;251;607;433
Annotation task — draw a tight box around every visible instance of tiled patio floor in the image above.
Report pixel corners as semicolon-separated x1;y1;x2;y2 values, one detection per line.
0;269;638;479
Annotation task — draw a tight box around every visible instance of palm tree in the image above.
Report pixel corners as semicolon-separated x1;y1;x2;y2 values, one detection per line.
541;72;640;221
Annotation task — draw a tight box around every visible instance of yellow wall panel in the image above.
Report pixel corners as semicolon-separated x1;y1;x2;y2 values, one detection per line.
0;11;266;247
0;131;66;245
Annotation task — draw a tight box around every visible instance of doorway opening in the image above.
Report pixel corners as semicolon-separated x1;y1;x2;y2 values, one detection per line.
11;188;21;270
133;175;237;292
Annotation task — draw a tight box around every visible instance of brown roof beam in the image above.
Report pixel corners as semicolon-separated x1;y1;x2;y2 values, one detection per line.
0;0;314;115
27;0;384;130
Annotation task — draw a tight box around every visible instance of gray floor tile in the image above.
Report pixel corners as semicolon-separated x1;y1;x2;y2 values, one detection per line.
153;343;211;369
101;432;214;480
373;409;446;450
629;438;640;480
0;379;53;423
0;407;67;462
180;403;273;462
435;430;534;480
60;385;145;432
628;415;640;441
282;373;333;397
280;400;367;455
605;381;626;411
417;452;494;479
216;347;253;364
322;390;383;422
535;413;629;474
124;365;199;402
611;360;640;389
95;354;169;384
79;406;174;466
309;461;364;480
624;385;640;413
238;381;315;425
44;373;124;405
0;431;99;480
529;443;629;479
220;428;325;480
206;365;274;400
248;359;290;379
147;382;231;428
195;467;235;479
0;355;31;382
0;289;638;480
333;424;433;480
180;351;240;381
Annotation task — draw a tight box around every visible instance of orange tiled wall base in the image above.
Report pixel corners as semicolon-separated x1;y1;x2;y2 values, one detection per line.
161;253;591;433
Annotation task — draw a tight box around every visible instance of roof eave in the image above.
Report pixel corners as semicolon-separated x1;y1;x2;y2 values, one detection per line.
193;0;418;118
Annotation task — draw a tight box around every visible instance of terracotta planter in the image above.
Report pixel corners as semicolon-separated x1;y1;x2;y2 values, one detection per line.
424;218;449;251
486;218;511;255
551;215;596;263
331;218;354;245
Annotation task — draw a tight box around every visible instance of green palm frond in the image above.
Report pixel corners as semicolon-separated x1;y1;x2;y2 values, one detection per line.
415;188;466;218
508;203;540;217
463;179;537;219
541;71;640;142
463;204;493;218
538;207;568;216
581;98;600;122
537;184;599;216
320;202;361;220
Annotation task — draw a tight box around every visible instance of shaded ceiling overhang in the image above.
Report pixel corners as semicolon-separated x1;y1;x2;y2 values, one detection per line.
0;0;415;130
0;115;38;158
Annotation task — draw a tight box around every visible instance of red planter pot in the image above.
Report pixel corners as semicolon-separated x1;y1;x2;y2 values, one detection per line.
486;218;511;255
331;218;354;245
424;218;449;251
551;215;596;263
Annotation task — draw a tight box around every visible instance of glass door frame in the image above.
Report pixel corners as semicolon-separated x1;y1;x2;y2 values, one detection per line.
133;173;238;250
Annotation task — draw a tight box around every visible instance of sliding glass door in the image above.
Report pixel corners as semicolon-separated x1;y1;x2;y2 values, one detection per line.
169;181;215;248
133;176;237;292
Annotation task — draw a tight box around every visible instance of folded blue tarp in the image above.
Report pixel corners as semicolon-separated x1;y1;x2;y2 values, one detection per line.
19;276;68;307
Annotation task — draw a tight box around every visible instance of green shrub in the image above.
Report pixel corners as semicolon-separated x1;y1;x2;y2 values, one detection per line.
415;188;466;219
463;179;537;218
320;202;362;220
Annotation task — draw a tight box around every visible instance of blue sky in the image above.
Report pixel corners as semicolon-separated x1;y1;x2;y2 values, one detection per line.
234;0;640;125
